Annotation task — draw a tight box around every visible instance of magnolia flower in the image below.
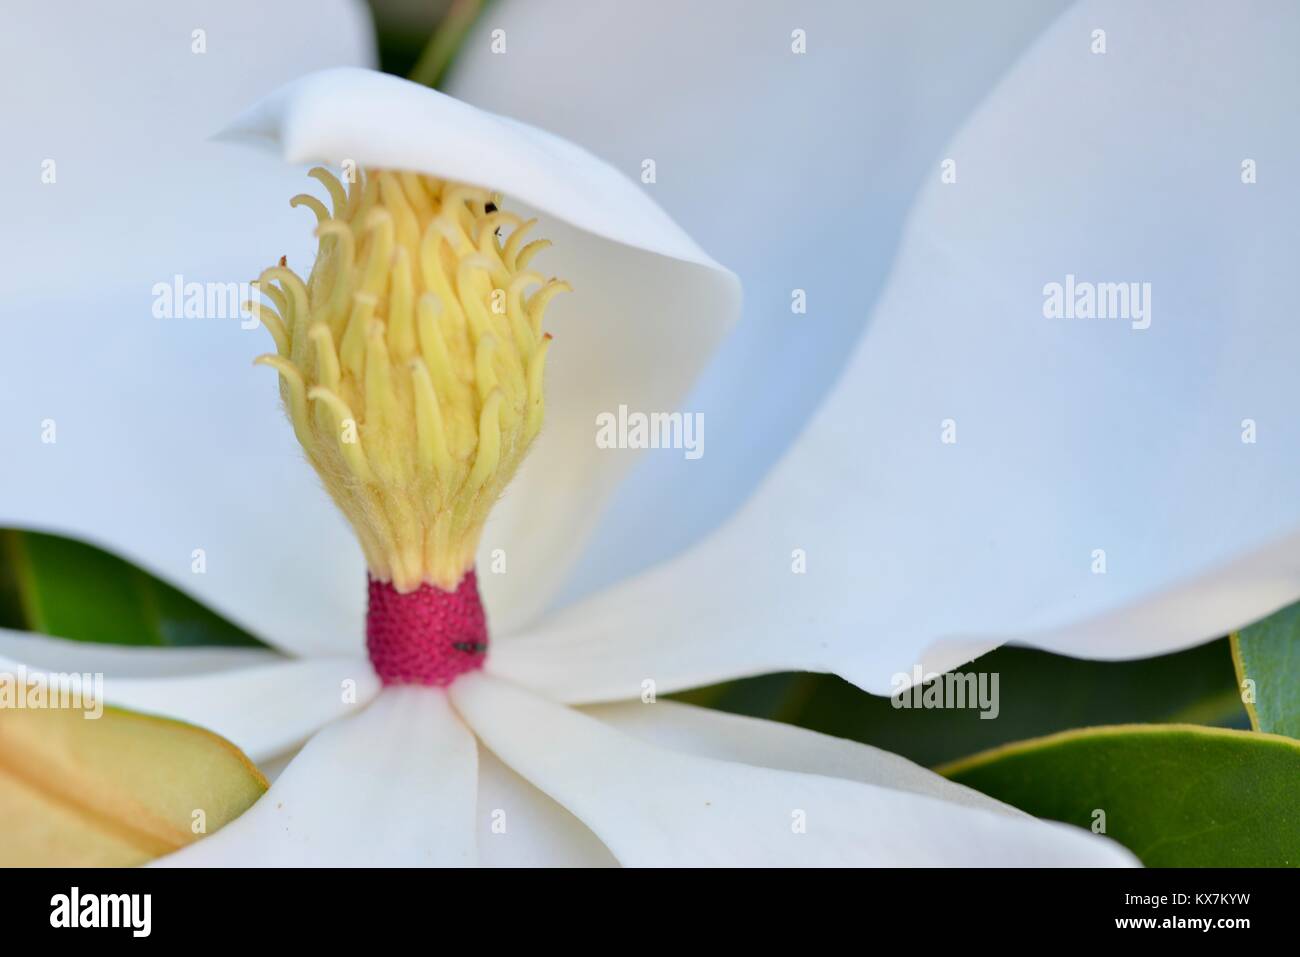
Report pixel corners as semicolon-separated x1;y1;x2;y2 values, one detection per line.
1;0;1293;866
1;56;1134;866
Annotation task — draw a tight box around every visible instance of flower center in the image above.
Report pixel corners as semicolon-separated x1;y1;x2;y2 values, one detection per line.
251;166;568;684
365;572;486;686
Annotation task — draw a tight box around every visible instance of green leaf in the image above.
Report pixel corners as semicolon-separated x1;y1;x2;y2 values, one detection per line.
0;529;266;648
1232;602;1300;739
937;724;1300;867
674;639;1246;768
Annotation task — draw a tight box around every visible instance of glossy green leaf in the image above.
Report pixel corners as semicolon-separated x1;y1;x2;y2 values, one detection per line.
937;724;1300;867
675;639;1246;768
1232;602;1300;739
0;529;265;648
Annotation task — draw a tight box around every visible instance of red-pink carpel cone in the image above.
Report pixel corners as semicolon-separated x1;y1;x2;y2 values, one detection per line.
366;571;487;685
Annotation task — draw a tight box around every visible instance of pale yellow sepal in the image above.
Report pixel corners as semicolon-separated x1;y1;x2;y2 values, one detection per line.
0;704;266;866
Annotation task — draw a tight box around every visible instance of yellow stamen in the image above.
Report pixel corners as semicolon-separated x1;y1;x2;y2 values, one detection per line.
253;167;566;591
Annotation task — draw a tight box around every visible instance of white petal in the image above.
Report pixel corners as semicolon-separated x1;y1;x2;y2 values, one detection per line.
222;67;729;273
218;67;741;633
155;687;477;866
476;747;617;867
0;286;368;658
106;659;379;763
0;2;374;658
448;0;1073;602
0;627;279;678
2;0;374;301
451;674;1136;866
490;0;1300;699
0;646;377;763
583;700;1019;818
256;748;300;785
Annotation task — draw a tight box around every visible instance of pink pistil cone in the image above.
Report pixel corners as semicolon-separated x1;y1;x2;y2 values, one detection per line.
365;570;488;686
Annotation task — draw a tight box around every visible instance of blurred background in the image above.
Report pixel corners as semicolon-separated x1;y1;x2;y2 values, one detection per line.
370;0;490;83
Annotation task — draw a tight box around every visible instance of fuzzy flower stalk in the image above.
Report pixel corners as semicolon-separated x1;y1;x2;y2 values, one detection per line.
252;166;568;684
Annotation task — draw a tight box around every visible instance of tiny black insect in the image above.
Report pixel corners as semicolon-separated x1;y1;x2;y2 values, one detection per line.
484;201;498;214
452;640;489;653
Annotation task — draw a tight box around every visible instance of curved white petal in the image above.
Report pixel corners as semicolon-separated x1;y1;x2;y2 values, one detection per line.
451;674;1136;867
0;2;375;658
106;658;379;763
0;286;368;658
218;67;741;633
490;0;1300;699
583;700;1020;817
0;628;280;678
476;747;617;867
449;0;1073;601
155;687;477;866
256;748;300;785
2;0;374;301
221;67;731;274
0;647;377;763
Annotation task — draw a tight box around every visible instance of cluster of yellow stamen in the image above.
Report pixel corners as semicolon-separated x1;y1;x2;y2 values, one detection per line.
251;166;568;592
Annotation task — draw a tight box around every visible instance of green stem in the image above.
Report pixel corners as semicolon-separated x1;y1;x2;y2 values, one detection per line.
408;0;486;90
0;530;46;634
